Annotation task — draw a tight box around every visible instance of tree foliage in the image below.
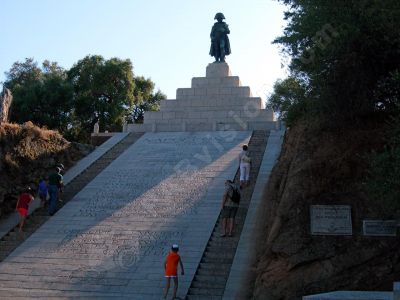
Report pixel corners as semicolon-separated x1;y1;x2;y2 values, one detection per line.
269;0;400;124
268;1;400;212
67;55;135;140
266;77;309;126
5;59;73;132
127;76;165;124
365;111;400;215
4;56;165;142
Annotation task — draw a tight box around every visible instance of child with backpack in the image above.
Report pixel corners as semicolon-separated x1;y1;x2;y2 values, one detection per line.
220;179;241;237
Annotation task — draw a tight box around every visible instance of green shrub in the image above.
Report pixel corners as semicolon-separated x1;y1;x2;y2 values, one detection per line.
365;115;400;215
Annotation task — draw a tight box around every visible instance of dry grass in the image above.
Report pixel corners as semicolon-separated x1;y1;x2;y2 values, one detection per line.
0;122;87;219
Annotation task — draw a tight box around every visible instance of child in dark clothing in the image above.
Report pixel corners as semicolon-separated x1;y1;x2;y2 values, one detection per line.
38;177;48;207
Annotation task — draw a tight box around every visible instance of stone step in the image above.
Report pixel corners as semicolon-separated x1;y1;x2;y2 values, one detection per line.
192;275;226;285
191;279;225;289
0;243;19;252
187;287;224;296
201;256;232;264
186;295;222;300
191;76;241;88
0;245;18;252
207;240;237;248
196;268;230;277
186;130;269;298
205;248;236;257
3;234;20;241
198;262;231;271
204;251;235;260
176;86;251;99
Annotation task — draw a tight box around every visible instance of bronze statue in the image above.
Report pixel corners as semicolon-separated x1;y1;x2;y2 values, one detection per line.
210;12;231;63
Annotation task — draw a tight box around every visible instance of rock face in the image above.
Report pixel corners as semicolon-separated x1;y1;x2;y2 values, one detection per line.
250;123;400;300
0;88;13;124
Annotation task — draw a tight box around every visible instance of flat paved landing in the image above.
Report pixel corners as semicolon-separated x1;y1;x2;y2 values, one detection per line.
0;131;251;299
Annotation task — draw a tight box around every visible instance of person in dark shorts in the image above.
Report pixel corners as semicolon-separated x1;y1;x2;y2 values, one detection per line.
15;187;34;234
220;180;240;237
48;167;63;215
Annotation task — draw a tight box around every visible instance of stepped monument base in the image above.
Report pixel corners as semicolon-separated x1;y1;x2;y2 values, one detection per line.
127;63;278;133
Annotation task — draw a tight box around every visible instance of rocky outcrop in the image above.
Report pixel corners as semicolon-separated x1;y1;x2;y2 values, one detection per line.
250;122;400;299
0;88;13;124
0;122;91;219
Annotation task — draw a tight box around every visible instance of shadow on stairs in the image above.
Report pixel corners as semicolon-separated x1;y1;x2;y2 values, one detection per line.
186;130;269;300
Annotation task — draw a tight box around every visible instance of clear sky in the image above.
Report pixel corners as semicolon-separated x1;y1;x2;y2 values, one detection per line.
0;0;288;101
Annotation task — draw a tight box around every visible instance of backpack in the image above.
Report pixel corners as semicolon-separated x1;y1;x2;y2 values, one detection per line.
230;185;241;204
241;152;251;163
242;154;251;163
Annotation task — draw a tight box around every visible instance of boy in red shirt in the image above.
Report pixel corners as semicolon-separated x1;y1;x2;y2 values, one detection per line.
15;187;34;234
164;244;184;299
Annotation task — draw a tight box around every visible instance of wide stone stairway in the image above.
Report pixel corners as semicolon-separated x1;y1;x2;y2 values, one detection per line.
0;131;256;299
0;63;283;299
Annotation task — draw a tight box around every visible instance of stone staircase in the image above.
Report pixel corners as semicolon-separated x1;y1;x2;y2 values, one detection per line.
127;63;277;133
186;130;269;299
0;132;143;262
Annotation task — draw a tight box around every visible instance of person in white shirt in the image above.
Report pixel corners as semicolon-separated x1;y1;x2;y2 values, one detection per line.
238;144;251;189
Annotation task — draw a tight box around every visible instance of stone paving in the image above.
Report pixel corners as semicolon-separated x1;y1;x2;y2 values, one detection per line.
63;132;128;185
0;131;251;299
0;133;128;240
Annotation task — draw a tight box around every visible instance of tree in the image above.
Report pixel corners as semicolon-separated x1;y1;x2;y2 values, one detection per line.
67;55;135;140
267;77;309;126
5;58;73;132
4;55;165;142
126;76;166;123
273;0;400;123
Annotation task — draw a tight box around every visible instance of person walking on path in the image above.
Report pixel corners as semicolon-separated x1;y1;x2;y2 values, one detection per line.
56;163;65;202
220;180;240;237
37;177;48;208
48;167;63;215
239;144;251;189
15;187;34;235
164;244;184;300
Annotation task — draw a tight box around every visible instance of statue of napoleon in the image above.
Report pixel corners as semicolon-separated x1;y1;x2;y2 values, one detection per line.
209;12;231;63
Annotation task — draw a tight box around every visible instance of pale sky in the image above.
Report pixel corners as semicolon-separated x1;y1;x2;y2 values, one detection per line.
0;0;288;101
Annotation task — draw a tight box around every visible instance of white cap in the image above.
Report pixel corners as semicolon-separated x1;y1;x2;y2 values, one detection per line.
172;244;179;250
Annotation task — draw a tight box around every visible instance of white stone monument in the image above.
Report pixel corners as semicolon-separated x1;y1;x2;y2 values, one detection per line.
126;63;277;132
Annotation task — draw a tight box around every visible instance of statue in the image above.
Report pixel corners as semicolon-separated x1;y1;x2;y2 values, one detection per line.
209;12;231;63
0;87;13;124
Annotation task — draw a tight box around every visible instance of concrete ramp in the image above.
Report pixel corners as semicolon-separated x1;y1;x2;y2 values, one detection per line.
0;131;251;299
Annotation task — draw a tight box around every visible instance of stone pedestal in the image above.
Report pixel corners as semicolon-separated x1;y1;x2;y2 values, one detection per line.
206;62;231;77
127;63;276;132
